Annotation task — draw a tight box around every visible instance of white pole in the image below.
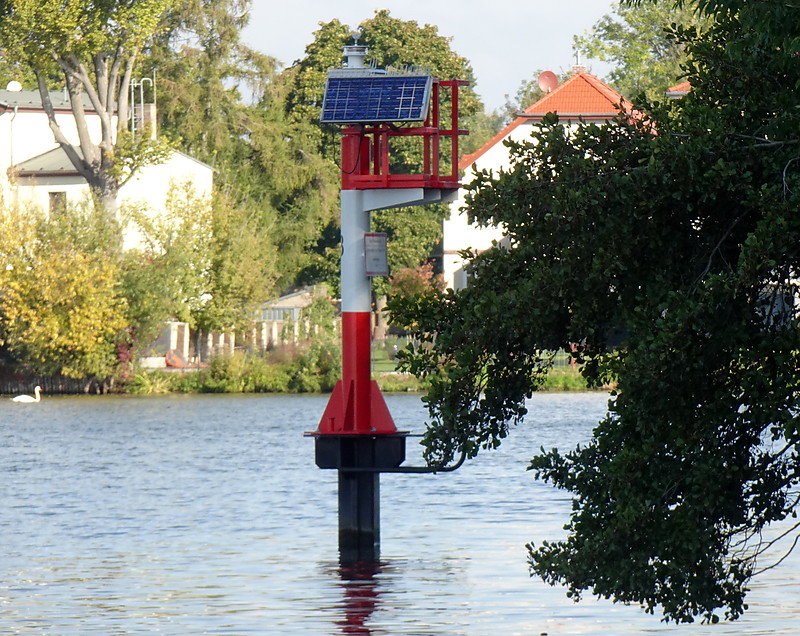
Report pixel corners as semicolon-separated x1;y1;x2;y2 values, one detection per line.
340;190;371;313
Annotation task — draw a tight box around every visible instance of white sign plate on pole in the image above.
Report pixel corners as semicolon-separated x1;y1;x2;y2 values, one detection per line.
364;232;389;277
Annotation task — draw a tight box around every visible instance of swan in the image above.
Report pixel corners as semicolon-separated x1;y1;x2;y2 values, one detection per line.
11;386;42;403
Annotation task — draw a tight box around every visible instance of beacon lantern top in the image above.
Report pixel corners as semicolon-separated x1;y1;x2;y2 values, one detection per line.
320;71;433;124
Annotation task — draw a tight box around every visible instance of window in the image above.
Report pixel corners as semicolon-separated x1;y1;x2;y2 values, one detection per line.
49;191;67;216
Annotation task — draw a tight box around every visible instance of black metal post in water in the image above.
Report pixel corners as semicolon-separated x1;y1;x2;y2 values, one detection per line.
312;434;407;565
338;469;380;563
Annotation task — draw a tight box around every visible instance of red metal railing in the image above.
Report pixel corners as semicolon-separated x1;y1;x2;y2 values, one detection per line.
340;79;469;191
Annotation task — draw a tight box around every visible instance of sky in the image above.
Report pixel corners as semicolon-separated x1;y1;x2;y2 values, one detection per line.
242;0;616;113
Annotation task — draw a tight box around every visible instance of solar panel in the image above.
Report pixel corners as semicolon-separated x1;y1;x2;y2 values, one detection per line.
320;73;433;124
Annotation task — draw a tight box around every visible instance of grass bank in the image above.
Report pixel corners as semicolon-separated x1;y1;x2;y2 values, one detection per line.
124;349;600;396
375;367;599;393
125;344;340;395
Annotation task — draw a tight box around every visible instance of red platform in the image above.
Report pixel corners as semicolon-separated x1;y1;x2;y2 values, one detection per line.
340;79;468;191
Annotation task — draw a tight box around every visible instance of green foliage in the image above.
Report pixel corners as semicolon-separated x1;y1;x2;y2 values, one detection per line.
541;368;591;391
0;49;37;87
574;0;707;100
121;182;281;349
126;369;177;394
127;355;293;394
376;373;424;393
148;0;339;291
392;0;800;623
126;344;340;394
202;353;284;393
119;183;213;349
0;203;127;378
0;0;174;64
296;294;339;342
188;353;293;392
110;131;177;187
286;342;340;392
147;0;274;162
193;191;281;333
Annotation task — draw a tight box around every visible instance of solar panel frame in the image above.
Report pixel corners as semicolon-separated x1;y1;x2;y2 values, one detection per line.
320;73;434;124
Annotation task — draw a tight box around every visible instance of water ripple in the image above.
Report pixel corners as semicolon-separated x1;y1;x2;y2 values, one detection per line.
0;392;796;634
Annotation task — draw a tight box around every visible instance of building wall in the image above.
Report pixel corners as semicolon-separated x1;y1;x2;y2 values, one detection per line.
0;106;103;207
120;152;214;251
0;99;213;252
0;107;102;171
443;118;597;290
11;175;88;213
442;120;538;290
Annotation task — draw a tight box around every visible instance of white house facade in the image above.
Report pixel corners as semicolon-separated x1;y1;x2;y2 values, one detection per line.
443;68;629;289
0;87;213;250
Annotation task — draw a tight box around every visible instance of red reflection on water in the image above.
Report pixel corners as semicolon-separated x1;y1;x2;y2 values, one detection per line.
336;561;384;635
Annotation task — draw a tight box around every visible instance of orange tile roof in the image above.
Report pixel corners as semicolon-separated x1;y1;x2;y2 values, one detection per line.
667;80;691;93
460;72;629;170
523;72;626;115
665;80;691;99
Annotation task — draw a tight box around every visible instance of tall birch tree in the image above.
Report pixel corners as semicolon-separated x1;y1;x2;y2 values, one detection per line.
0;0;175;217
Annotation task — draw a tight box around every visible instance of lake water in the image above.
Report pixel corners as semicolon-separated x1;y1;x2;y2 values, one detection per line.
0;392;797;634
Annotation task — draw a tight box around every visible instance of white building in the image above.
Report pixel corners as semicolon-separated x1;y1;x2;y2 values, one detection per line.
0;86;213;250
443;68;629;289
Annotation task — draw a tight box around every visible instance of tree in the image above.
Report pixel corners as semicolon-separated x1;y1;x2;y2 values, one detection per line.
121;182;279;351
390;0;800;623
192;190;281;333
0;0;176;217
497;70;554;125
0;203;127;378
119;183;214;353
146;0;276;165
148;0;338;291
573;0;706;100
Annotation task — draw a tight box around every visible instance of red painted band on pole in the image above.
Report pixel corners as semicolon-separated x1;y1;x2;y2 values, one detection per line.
342;311;371;432
315;312;396;435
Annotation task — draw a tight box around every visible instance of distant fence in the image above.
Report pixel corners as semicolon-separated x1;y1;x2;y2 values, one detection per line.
551;350;578;369
0;367;110;396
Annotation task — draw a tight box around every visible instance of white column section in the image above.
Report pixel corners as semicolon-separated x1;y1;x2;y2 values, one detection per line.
340;187;459;312
340;190;371;313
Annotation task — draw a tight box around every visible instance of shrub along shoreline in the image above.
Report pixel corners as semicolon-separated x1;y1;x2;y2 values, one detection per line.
125;351;599;395
2;348;601;396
